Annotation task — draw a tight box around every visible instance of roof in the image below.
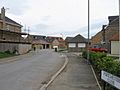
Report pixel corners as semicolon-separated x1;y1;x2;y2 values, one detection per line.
32;39;50;44
65;37;73;42
66;34;87;43
0;14;22;27
46;36;63;43
110;34;119;41
31;35;46;40
108;16;119;25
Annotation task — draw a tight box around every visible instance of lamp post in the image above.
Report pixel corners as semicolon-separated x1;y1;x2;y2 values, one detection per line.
87;0;90;63
118;0;120;61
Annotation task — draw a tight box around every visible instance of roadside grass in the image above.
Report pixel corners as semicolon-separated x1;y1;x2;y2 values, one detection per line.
0;52;15;59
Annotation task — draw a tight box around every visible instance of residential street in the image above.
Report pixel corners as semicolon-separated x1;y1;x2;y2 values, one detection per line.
47;52;100;90
0;49;65;90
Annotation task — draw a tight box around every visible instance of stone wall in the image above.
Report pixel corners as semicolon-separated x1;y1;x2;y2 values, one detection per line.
18;44;31;54
0;43;31;54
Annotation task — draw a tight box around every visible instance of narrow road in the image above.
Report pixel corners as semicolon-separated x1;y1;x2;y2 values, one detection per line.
47;52;99;90
0;49;65;90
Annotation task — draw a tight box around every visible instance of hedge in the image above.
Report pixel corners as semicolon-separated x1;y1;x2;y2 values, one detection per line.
82;51;120;77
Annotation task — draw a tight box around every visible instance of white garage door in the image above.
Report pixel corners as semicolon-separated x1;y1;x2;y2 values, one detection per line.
68;43;76;47
78;43;85;47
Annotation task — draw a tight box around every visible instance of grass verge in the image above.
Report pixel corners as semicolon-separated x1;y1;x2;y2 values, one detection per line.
0;52;15;59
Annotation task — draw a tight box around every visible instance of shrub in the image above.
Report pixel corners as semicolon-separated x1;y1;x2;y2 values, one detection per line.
4;50;11;54
82;51;120;77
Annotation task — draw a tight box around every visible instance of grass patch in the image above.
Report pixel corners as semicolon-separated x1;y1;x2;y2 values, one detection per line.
0;52;15;59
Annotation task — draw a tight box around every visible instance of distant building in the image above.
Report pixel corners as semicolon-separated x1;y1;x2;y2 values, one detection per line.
31;35;66;49
65;34;88;52
46;36;66;49
0;7;31;54
31;35;51;49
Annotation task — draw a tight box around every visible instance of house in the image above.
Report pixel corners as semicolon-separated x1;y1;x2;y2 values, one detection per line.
31;35;66;49
110;34;119;55
32;40;51;49
65;34;87;52
46;36;66;49
91;15;119;53
31;35;51;49
0;7;31;54
104;16;119;53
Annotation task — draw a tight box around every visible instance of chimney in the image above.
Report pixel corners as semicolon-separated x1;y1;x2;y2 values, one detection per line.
1;7;6;30
102;25;107;42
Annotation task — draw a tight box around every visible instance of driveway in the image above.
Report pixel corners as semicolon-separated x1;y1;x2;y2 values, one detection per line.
0;49;65;90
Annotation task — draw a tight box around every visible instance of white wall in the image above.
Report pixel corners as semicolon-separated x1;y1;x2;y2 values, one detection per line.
111;41;119;55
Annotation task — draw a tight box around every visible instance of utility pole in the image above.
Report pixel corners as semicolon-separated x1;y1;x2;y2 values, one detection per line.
118;0;120;61
28;27;30;43
87;0;90;63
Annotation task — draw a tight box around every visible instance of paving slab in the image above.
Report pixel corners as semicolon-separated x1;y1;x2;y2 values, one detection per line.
47;52;100;90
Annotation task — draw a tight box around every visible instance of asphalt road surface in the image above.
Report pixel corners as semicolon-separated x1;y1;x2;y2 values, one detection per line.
0;49;64;90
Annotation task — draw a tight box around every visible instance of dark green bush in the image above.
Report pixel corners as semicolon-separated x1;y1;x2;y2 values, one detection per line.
4;50;11;54
82;51;120;77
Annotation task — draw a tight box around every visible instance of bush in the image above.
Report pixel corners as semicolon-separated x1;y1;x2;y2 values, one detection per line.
82;51;120;77
4;50;11;54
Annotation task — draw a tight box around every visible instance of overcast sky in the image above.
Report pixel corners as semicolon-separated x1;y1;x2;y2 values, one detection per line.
0;0;119;38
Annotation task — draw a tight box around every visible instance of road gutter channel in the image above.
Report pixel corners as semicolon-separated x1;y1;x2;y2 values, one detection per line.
39;55;68;90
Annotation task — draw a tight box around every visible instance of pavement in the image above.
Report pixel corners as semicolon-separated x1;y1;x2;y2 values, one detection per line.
47;52;100;90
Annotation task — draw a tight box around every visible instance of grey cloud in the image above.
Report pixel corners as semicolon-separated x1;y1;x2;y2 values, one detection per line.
35;24;49;30
31;24;50;34
62;20;106;38
1;0;29;15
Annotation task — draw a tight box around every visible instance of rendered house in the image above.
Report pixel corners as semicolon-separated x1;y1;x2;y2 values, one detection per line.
110;34;119;55
0;7;31;54
65;34;88;52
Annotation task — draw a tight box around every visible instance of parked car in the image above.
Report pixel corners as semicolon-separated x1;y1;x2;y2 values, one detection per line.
89;45;107;53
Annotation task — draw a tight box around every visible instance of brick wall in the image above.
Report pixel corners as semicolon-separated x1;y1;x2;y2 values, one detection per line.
105;25;119;43
91;31;103;46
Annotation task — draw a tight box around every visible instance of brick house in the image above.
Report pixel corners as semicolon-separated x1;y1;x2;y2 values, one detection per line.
46;36;66;49
65;34;87;52
91;30;103;46
91;16;119;53
0;7;31;54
